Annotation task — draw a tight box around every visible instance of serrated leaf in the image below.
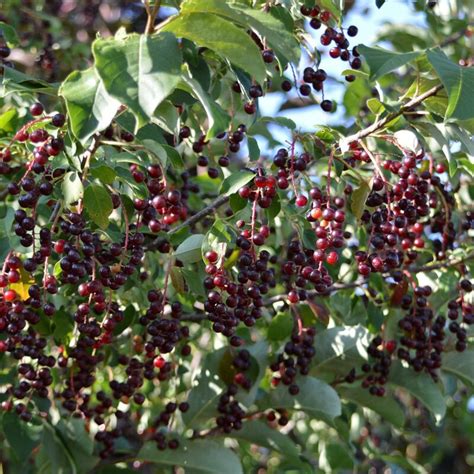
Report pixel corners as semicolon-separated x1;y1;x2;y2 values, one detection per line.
93;32;182;130
220;170;255;196
174;234;205;263
163;12;266;84
59;67;120;144
427;48;474;121
83;184;113;229
138;439;243;474
358;45;421;81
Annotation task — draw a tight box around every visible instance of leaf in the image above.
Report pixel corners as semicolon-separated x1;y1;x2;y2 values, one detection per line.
59;67;120;144
202;219;234;265
338;386;405;428
174;234;205;263
224;420;299;458
442;350;474;386
268;312;293;341
2;412;39;462
93;32;182;130
183;349;226;427
61;171;84;207
259;377;341;421
220;170;255;196
90;165;117;185
83;184;113;229
0;108;18;134
427;48;474;120
179;0;300;65
367;98;385;115
312;325;369;373
179;67;230;139
170;266;186;294
358;45;421;80
351;180;371;220
35;422;77;474
138;439;243;474
0;21;19;46
163;12;266;84
9;267;34;301
247;137;260;161
1;67;56;95
141;139;168;168
389;361;446;422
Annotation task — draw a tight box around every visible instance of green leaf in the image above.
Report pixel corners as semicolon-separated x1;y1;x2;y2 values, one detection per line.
427;48;474;120
268;312;293;341
259;377;341;421
2;412;39;462
220;170;255;196
163;12;266;84
0;108;18;134
338;386;405;428
61;171;84;207
90;165;117;185
179;67;230;138
351;180;371;220
93;32;182;130
247;137;260;161
389;361;446;422
35;422;77;474
312;325;369;376
202;219;234;264
442;350;474;386
138;439;243;474
174;234;205;263
358;45;421;80
224;420;299;458
367;97;385;114
83;184;113;229
179;0;300;64
1;67;56;95
140;139;168;168
0;21;19;46
170;266;186;294
59;67;120;144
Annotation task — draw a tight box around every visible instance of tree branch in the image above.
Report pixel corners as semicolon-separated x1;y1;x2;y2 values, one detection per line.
341;84;443;146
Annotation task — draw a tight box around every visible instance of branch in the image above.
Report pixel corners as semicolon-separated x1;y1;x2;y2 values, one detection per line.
341;84;443;146
147;194;230;251
408;251;474;274
145;0;161;35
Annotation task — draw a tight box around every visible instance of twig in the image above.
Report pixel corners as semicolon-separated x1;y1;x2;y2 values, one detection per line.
147;194;230;250
408;251;474;273
341;84;443;146
145;0;161;35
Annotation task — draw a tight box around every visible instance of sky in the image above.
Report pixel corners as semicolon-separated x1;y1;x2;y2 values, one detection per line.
258;0;427;142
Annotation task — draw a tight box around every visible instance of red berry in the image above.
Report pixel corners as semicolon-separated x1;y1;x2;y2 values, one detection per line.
296;196;308;207
205;251;218;263
30;102;44;116
326;251;338;265
154;357;166;369
4;289;17;302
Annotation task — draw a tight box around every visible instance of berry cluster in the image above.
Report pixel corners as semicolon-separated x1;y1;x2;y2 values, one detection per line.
355;149;455;276
203;249;276;342
270;326;316;395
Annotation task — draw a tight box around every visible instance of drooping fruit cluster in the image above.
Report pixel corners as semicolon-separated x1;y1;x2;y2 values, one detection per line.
270;326;316;395
203;248;276;342
355;148;455;276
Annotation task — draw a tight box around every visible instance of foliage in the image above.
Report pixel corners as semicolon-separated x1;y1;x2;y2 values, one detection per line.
0;0;473;473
